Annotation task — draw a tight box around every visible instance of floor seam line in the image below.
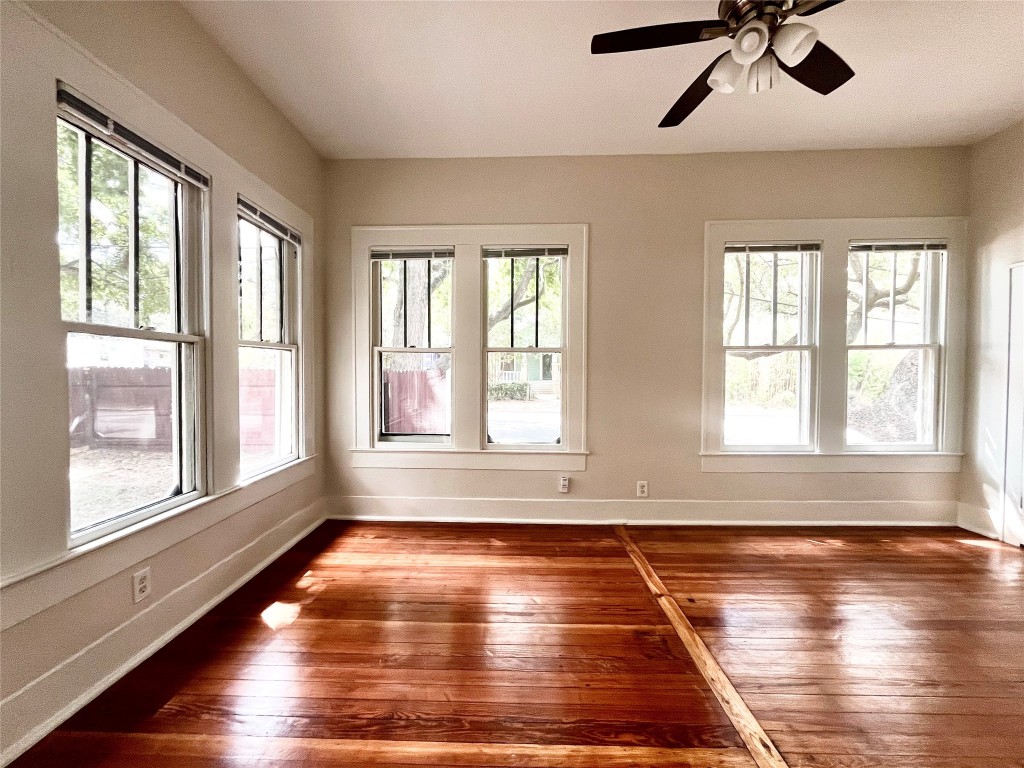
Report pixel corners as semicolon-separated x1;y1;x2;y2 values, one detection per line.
613;525;790;768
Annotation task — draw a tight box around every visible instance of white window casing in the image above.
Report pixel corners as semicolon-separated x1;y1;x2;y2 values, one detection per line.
351;224;588;471
703;218;966;473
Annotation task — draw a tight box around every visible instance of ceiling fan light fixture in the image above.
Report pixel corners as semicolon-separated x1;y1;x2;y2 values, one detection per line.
707;54;746;94
772;22;819;66
730;20;770;65
748;52;780;94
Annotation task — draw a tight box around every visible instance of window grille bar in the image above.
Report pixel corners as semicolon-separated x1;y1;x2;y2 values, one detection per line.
798;252;806;344
889;250;897;344
861;252;869;344
427;259;433;347
401;259;408;347
509;259;515;348
173;183;183;333
256;226;264;343
771;253;779;345
130;160;140;328
534;257;540;348
79;131;92;322
743;252;751;346
278;238;285;344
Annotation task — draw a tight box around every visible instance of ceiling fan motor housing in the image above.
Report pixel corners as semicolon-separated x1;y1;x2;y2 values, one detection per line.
718;0;787;32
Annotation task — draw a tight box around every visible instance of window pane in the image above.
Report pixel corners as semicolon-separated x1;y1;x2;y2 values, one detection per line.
378;259;405;347
487;256;563;349
405;258;430;348
538;257;563;347
68;333;189;533
239;219;261;340
724;249;810;347
894;252;926;344
747;253;774;346
90;142;132;326
260;230;282;343
512;258;538;347
724;350;808;446
380;351;451;436
137;165;176;332
57;122;82;322
847;348;933;445
486;258;512;347
775;253;802;345
848;249;934;346
430;258;453;347
722;253;746;346
240;346;295;475
486;352;561;444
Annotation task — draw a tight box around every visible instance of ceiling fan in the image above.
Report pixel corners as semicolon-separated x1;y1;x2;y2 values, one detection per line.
591;0;855;126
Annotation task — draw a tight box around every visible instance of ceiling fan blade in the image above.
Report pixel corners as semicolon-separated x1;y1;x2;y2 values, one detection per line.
659;53;727;127
592;20;729;54
775;41;854;95
792;0;846;16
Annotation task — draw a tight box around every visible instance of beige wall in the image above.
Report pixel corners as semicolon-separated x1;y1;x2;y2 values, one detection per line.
960;120;1024;541
325;148;969;516
1;2;326;761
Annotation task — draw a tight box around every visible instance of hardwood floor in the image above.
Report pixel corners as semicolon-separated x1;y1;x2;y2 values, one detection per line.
625;526;1024;767
13;522;1023;767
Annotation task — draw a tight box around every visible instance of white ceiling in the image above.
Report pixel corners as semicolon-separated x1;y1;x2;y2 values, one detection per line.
184;0;1024;160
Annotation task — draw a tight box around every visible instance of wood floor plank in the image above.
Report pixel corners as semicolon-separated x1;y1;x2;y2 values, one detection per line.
14;521;1021;768
624;525;1024;768
614;526;789;768
13;521;753;767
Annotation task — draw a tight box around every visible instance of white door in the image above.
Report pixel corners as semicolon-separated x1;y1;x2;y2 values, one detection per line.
1003;264;1024;545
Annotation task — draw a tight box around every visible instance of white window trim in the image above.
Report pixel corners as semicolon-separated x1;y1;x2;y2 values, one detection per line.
351;224;588;470
236;205;303;481
59;111;210;547
702;217;966;473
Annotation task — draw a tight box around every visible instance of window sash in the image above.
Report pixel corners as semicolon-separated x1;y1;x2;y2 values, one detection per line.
371;253;453;350
67;332;202;543
374;348;452;442
60;109;206;544
59;119;185;331
238;216;291;345
238;342;299;476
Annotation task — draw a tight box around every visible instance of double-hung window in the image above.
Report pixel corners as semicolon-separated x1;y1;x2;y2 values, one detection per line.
352;225;587;470
845;243;944;449
484;248;564;445
57;87;206;541
371;250;453;443
721;244;817;449
704;219;964;470
237;199;300;477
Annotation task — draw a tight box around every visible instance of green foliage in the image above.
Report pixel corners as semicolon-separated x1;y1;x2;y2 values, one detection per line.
57;121;175;330
487;382;530;401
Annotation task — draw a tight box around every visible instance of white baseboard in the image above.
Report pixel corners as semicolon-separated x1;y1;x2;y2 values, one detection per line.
0;499;324;767
955;502;1001;539
328;495;958;527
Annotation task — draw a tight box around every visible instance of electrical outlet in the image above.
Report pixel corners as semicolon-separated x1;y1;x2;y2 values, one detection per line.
636;480;649;498
559;475;570;493
132;567;152;604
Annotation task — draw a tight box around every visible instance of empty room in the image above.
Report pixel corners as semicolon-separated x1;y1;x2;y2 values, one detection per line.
1;0;1023;766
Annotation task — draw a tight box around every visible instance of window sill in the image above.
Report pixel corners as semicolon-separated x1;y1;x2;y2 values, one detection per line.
350;449;587;471
700;452;962;473
2;456;316;592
